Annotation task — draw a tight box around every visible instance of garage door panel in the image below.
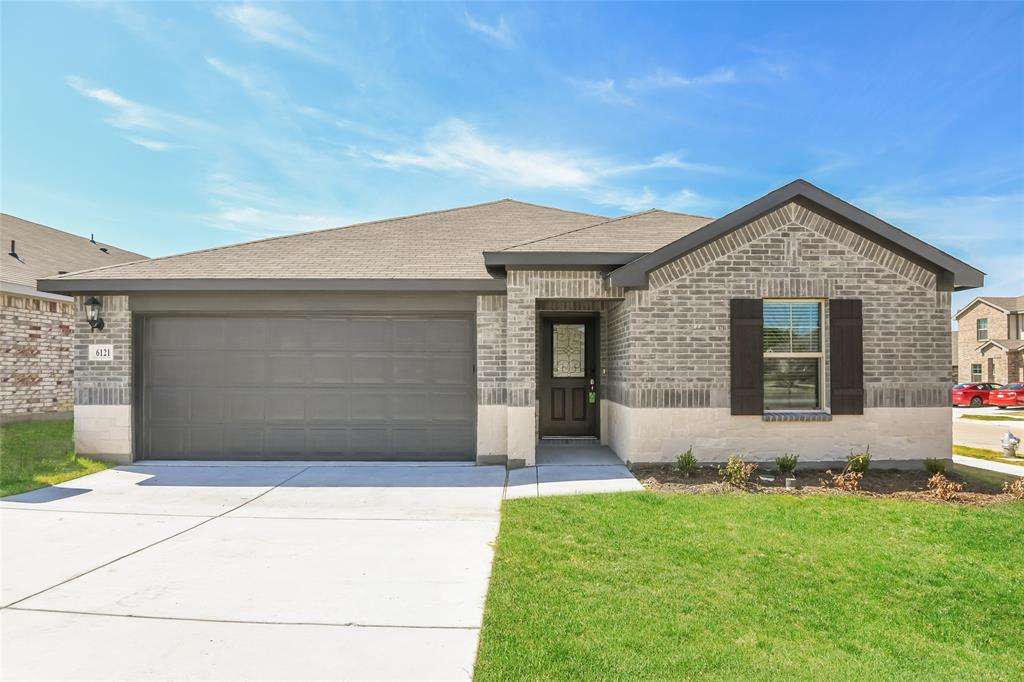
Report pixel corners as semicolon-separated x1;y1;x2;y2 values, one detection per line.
310;353;349;384
149;389;188;421
349;393;389;420
225;353;266;386
349;319;390;350
225;428;265;456
190;428;224;457
189;390;224;423
267;354;309;384
224;318;267;349
351;355;391;384
267;429;307;455
143;314;474;460
308;428;348;455
224;392;265;421
349;428;388;456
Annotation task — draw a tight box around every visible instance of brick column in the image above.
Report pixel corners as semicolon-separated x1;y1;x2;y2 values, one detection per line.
475;295;508;463
73;295;133;463
505;272;536;466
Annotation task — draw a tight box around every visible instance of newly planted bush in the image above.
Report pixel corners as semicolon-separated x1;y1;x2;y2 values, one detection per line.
676;447;698;477
1003;477;1024;500
822;469;864;491
847;446;872;474
775;453;799;477
719;455;757;487
924;458;946;476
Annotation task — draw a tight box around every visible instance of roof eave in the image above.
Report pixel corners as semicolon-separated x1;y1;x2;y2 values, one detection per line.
483;251;648;268
608;179;986;291
37;277;508;295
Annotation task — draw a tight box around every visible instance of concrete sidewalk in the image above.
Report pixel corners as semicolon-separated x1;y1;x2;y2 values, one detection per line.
505;444;644;499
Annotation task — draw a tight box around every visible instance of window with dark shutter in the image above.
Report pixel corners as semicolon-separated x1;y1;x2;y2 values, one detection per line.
730;299;763;415
829;299;864;415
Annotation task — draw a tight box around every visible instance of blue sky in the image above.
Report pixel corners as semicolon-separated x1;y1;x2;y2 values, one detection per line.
2;1;1021;313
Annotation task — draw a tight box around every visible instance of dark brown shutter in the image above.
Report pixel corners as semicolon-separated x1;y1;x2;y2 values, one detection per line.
830;299;864;415
730;299;763;415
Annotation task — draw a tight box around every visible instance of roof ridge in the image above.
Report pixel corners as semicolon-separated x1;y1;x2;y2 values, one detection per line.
49;198;600;281
499;207;713;252
1;212;146;259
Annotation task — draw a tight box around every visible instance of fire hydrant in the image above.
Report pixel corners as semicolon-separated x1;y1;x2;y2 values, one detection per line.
1002;432;1021;458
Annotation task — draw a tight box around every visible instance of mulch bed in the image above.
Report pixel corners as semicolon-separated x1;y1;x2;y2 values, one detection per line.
633;464;1022;507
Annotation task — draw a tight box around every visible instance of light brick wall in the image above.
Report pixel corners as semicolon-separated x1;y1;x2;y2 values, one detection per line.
476;295;507;406
957;301;1011;384
73;295;133;406
0;293;75;417
615;201;951;410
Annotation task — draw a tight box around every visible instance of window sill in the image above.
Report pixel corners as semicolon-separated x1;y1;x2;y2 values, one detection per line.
762;411;832;422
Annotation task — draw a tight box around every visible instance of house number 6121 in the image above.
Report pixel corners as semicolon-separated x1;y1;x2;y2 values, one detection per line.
89;344;114;361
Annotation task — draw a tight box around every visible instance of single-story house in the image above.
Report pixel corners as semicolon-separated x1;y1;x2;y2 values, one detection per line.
38;180;982;467
1;214;145;421
953;295;1024;385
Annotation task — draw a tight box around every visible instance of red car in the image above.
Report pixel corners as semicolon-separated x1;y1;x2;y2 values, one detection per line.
952;382;1002;407
990;383;1024;409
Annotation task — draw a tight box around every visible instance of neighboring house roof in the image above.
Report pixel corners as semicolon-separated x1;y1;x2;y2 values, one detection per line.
977;339;1024;353
1;213;146;297
954;295;1024;319
39;200;606;292
608;179;985;290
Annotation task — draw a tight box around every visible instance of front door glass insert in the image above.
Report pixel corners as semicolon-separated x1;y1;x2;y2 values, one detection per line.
552;323;586;378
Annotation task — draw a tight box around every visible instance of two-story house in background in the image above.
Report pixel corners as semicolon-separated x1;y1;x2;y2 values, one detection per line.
954;295;1024;384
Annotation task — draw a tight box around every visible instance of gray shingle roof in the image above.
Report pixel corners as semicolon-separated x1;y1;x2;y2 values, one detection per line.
954;295;1024;318
47;200;607;282
978;338;1024;352
502;209;712;252
1;213;146;290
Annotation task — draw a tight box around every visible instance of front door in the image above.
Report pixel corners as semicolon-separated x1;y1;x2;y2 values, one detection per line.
539;316;598;437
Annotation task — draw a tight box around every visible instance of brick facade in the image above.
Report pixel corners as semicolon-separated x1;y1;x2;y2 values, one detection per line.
73;295;133;406
612;201;951;410
0;293;75;418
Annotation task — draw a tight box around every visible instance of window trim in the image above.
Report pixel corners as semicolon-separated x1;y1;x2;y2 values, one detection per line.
971;363;982;383
762;298;826;412
976;317;988;341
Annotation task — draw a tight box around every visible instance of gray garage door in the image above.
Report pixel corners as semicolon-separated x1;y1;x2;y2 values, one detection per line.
140;315;475;460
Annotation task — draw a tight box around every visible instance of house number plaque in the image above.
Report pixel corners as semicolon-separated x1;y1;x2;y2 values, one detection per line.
89;344;114;361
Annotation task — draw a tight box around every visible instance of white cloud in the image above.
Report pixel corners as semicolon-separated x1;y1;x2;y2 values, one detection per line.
369;118;594;189
218;3;326;62
625;67;736;91
204;171;350;237
206;57;277;100
589;188;658;213
464;12;514;47
124;136;174;151
569;78;634;105
66;75;207;136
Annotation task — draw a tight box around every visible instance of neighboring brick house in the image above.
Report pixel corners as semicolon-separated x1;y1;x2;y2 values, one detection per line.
0;214;145;421
954;295;1024;385
39;180;982;467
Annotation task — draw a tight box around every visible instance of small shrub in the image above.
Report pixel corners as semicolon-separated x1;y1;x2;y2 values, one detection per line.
924;458;946;476
676;447;698;477
847;446;872;474
775;453;799;477
719;455;757;487
928;473;964;501
1003;477;1024;500
822;469;864;491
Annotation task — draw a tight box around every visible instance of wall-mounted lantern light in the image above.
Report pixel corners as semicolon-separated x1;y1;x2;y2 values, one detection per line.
83;297;105;331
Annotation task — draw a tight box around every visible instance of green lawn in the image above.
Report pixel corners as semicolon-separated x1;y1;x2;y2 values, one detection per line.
476;492;1023;681
954;444;1024;466
959;414;1024;422
0;420;109;497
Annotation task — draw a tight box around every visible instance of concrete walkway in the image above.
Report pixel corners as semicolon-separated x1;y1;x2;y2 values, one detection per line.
953;454;1024;477
1;462;506;681
505;444;644;499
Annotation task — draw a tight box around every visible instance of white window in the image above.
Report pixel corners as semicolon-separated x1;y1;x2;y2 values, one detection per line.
763;300;823;410
971;363;982;382
977;318;988;341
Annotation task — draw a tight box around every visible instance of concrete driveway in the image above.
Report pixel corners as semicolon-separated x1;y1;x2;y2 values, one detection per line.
1;462;506;681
